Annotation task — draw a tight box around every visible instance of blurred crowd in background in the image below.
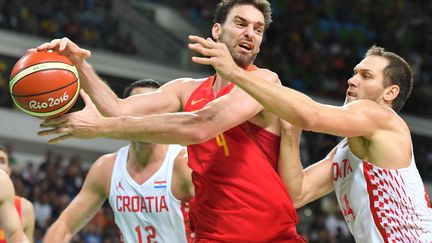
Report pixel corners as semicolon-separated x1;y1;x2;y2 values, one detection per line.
0;0;431;242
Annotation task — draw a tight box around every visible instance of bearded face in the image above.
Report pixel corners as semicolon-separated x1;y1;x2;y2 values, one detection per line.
214;4;264;69
219;28;259;68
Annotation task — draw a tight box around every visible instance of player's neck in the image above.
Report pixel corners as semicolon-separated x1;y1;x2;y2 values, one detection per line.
213;74;231;94
125;143;168;184
213;63;254;93
128;143;168;168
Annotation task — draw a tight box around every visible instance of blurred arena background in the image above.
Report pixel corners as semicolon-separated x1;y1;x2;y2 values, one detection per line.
0;0;431;242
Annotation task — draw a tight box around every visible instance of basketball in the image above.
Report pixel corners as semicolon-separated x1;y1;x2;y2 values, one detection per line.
9;51;80;118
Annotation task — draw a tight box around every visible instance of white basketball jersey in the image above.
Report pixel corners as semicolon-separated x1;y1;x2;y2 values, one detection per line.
108;145;191;243
332;139;432;242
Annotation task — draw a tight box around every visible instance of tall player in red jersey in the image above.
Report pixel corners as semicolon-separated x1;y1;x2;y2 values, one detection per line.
34;0;304;242
0;145;35;243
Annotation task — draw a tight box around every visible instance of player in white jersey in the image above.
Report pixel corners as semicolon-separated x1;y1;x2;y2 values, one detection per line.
186;39;432;242
43;79;194;243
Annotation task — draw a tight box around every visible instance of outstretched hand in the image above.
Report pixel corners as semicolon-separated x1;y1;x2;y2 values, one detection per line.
188;35;242;81
38;90;105;144
27;37;91;65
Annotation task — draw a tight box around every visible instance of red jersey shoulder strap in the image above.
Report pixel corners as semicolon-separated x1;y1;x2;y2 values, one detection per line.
184;65;259;111
184;75;215;112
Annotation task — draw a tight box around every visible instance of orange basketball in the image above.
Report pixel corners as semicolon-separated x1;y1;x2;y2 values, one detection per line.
9;51;80;118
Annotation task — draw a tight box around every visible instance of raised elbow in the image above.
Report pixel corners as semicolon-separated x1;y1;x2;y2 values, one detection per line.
187;129;214;144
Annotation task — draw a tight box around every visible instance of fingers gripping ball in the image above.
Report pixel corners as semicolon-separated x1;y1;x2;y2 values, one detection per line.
9;51;80;118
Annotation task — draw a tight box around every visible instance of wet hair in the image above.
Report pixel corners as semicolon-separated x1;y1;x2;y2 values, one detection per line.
213;0;272;30
122;79;161;98
365;45;413;112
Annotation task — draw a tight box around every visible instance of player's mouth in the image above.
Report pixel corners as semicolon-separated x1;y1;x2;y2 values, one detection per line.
347;90;356;97
238;42;253;52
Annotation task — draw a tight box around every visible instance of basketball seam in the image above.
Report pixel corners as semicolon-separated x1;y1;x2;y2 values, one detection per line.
11;79;81;117
10;60;72;78
11;79;78;97
9;63;78;94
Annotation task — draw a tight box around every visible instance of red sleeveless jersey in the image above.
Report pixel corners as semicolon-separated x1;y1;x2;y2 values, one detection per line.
0;197;22;243
184;67;302;242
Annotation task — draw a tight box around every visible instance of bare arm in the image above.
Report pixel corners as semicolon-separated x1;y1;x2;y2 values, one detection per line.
0;172;29;243
189;35;390;138
39;69;279;144
278;121;335;208
34;38;182;116
172;148;194;201
20;198;35;243
43;155;112;243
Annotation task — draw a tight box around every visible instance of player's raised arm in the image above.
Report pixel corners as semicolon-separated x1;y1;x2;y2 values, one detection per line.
43;154;111;242
39;69;280;145
188;35;395;139
278;120;335;208
32;38;182;117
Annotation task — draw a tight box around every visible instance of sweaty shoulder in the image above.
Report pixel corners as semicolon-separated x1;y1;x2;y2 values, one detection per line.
251;68;281;85
346;100;409;135
88;152;118;195
162;77;211;107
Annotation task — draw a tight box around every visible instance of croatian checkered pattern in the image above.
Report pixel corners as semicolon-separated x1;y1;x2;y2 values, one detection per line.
363;162;425;242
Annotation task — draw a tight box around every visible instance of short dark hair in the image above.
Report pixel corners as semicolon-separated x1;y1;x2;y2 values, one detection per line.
122;79;161;98
213;0;272;30
0;145;7;153
365;46;413;113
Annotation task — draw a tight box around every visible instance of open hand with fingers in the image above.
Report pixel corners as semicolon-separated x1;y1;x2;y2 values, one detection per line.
188;35;243;81
27;37;91;66
38;90;105;143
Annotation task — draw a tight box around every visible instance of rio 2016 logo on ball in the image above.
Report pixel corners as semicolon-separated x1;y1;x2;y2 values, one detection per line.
9;51;80;118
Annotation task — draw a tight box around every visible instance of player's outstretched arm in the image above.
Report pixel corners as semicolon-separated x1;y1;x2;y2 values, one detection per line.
189;35;387;139
43;155;111;243
278;121;335;208
0;172;29;243
39;69;280;144
31;38;182;117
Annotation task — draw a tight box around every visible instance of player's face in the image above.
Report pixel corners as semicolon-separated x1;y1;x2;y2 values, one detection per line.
215;4;265;68
0;151;11;175
344;56;389;105
130;86;158;146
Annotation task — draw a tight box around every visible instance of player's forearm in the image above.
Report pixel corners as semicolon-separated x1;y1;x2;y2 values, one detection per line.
100;113;208;145
75;61;122;116
43;221;73;243
278;130;306;208
229;70;320;129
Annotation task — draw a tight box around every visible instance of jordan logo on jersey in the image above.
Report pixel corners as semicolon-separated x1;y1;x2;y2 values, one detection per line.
115;179;125;192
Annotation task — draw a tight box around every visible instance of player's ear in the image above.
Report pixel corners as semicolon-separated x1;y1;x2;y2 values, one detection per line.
383;84;399;103
212;23;221;41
